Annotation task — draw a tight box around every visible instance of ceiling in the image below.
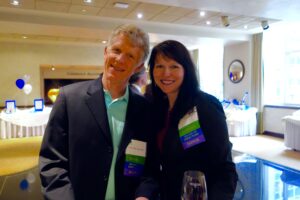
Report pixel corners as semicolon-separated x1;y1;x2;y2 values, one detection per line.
0;0;299;47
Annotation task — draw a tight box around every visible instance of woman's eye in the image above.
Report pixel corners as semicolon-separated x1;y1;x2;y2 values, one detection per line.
154;65;163;69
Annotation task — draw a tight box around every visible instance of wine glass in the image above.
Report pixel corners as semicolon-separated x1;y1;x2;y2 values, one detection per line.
181;170;208;200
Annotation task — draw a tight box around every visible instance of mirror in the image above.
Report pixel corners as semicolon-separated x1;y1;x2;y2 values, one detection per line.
228;59;245;83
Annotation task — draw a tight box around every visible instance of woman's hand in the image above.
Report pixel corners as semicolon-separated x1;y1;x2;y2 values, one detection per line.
135;197;149;200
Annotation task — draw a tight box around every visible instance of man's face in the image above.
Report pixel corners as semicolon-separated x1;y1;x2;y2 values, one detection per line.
104;34;144;85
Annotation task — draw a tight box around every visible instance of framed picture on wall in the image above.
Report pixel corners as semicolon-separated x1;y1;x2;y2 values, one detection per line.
5;100;16;113
34;98;44;112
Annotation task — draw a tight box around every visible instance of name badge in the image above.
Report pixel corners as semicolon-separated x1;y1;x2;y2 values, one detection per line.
124;139;146;177
178;107;206;150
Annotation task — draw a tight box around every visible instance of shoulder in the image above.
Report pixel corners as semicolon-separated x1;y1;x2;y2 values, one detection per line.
130;90;151;107
63;79;95;93
195;91;224;114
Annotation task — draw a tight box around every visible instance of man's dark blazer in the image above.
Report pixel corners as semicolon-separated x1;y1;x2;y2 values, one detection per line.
39;75;158;200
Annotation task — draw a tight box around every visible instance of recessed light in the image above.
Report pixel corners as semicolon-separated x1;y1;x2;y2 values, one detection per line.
200;11;205;17
84;0;92;3
101;40;107;44
113;2;129;9
137;13;143;19
244;25;248;29
10;0;19;6
51;67;55;71
22;36;27;39
206;21;211;25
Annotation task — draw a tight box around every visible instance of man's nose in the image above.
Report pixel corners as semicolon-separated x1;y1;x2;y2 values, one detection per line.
116;53;126;63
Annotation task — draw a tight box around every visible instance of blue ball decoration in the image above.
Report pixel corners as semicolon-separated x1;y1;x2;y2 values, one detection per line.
19;179;29;191
16;79;25;89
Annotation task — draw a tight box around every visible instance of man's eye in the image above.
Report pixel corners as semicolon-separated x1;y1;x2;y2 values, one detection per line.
112;48;120;54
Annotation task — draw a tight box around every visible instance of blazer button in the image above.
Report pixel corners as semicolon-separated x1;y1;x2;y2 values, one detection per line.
104;176;108;181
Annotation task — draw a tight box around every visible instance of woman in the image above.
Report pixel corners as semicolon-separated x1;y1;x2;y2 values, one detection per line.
148;40;238;200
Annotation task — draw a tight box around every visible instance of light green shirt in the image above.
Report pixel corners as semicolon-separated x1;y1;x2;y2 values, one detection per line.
104;87;129;200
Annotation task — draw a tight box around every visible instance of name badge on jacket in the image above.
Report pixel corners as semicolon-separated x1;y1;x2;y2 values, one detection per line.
178;107;206;150
124;139;146;177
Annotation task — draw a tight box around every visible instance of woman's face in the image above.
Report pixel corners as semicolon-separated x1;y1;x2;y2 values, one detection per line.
153;54;184;98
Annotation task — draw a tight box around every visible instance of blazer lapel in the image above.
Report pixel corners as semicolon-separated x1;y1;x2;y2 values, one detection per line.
116;89;139;161
85;76;112;145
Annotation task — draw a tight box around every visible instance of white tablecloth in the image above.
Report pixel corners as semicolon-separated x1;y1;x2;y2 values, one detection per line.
0;107;51;139
282;111;300;151
225;107;258;137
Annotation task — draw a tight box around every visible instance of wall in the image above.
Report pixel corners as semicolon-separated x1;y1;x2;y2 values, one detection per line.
224;42;299;135
263;107;298;134
0;41;104;107
224;42;251;105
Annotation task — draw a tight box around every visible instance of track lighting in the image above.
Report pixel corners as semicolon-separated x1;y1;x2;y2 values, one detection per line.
221;16;230;27
261;20;269;30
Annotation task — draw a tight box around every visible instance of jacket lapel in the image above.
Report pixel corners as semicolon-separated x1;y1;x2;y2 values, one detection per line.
85;76;112;145
116;89;138;161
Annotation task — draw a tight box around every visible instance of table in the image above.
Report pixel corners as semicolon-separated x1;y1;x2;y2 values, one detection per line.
282;111;300;151
0;107;51;139
225;107;258;137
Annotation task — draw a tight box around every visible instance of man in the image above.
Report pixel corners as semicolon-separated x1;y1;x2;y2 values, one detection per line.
129;66;148;95
39;24;158;200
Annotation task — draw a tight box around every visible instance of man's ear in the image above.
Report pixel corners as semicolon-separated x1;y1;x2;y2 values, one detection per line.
134;63;144;73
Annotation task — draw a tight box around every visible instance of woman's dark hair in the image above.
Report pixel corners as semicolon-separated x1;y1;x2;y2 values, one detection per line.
148;40;200;121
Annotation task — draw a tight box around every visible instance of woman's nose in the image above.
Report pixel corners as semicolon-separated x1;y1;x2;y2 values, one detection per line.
162;67;171;76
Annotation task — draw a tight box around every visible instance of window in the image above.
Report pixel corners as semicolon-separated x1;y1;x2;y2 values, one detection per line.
263;22;300;106
196;39;224;100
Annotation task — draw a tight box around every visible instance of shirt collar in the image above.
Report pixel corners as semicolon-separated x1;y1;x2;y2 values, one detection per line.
103;86;129;105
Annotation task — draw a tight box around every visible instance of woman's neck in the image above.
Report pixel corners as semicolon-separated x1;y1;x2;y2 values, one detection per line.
167;92;178;111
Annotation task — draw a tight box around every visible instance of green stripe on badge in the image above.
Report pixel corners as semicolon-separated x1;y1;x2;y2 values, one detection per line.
126;154;145;165
179;121;201;137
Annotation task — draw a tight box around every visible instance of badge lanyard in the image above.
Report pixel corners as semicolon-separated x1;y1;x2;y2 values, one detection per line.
178;107;206;149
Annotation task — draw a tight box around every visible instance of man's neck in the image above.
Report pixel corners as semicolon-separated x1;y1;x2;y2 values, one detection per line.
102;76;127;99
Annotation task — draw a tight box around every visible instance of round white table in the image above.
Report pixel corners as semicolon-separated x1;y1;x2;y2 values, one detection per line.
0;107;52;139
225;107;258;137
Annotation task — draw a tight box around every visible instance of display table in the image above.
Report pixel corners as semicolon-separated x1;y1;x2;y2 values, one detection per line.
225;107;258;137
0;107;52;139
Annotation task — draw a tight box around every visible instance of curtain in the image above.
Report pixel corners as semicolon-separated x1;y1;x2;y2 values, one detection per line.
251;33;264;134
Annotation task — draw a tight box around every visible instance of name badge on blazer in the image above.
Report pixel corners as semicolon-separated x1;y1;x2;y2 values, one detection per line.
124;139;146;177
178;106;206;150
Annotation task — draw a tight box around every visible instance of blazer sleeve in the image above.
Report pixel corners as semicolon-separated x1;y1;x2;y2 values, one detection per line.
134;103;160;200
198;94;238;200
39;87;75;200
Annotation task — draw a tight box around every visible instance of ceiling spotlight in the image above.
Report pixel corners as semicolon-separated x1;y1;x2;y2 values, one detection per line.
261;20;269;30
113;2;129;9
221;16;230;27
137;13;143;19
10;0;19;6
